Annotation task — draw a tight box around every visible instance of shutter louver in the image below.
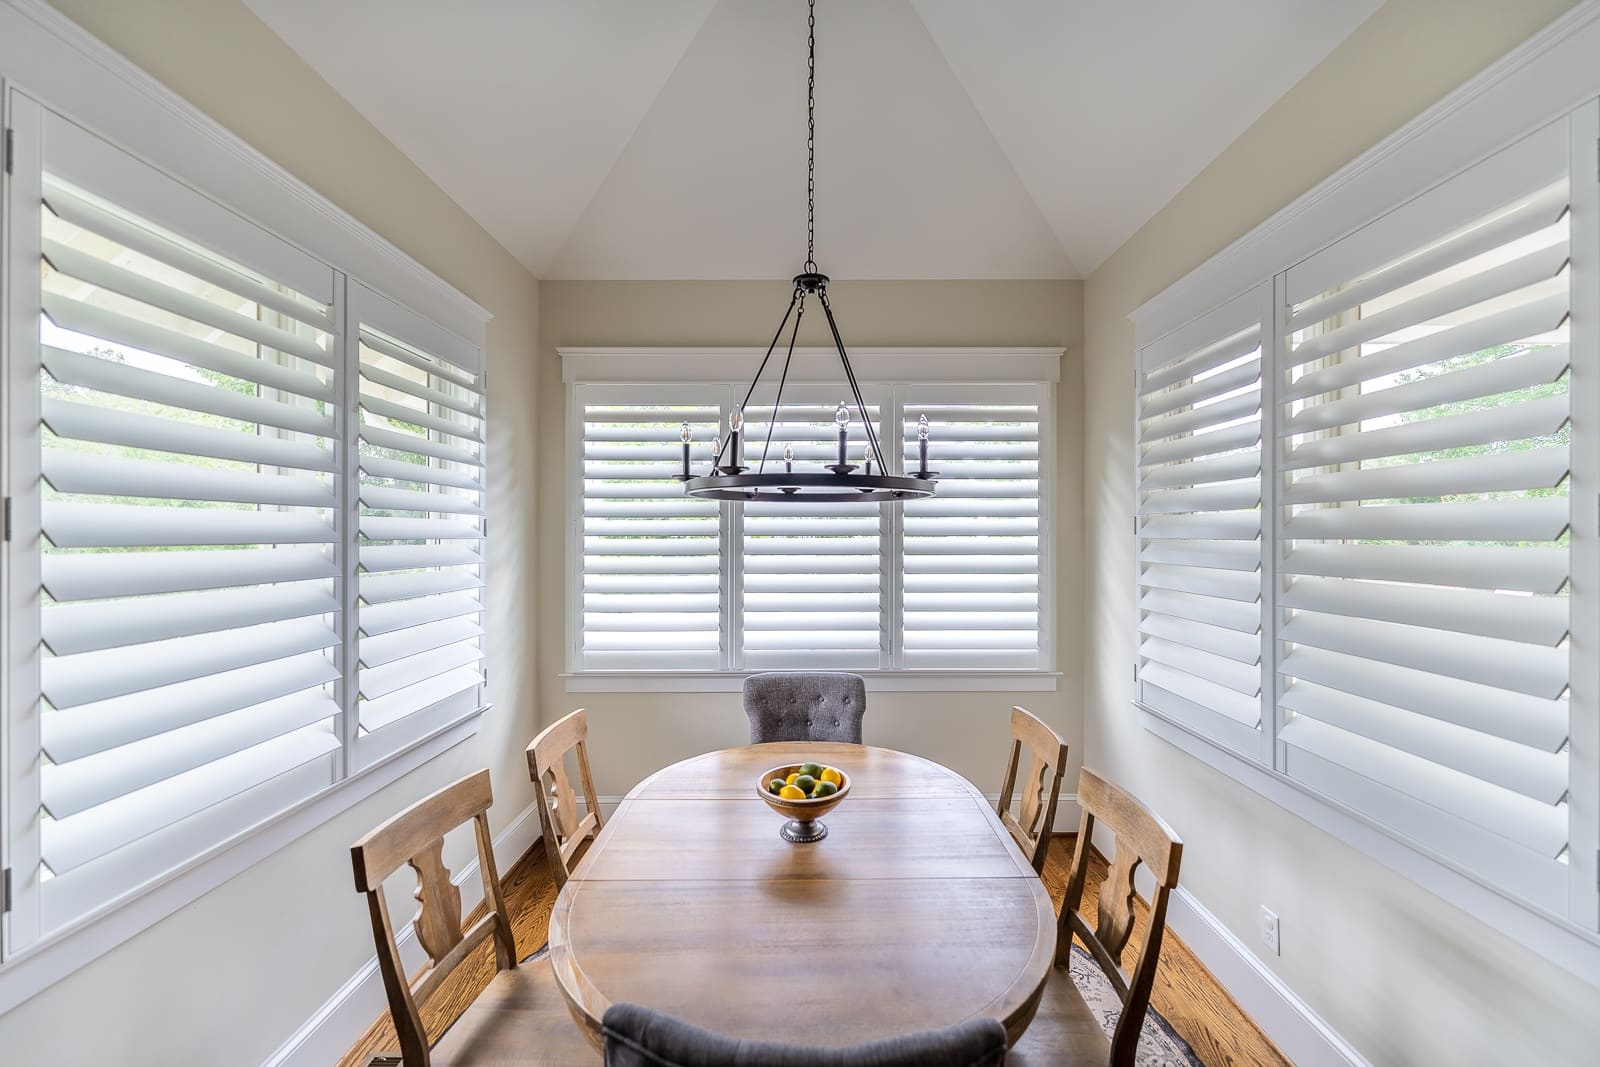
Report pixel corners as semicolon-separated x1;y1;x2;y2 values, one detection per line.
1136;302;1265;755
356;326;486;738
579;396;722;669
742;398;883;669
1277;155;1573;909
33;164;340;924
900;392;1042;669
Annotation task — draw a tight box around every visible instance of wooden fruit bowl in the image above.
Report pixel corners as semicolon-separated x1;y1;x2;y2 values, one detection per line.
755;764;852;843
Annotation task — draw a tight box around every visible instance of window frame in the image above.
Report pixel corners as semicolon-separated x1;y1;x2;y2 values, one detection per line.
1127;0;1600;984
0;1;491;1010
562;347;1062;692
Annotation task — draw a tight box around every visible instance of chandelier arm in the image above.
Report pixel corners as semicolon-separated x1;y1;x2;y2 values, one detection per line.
757;295;806;474
818;290;884;466
714;286;800;470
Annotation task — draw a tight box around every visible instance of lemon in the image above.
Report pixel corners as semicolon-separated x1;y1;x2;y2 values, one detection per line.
794;774;817;795
778;784;807;801
785;771;801;786
819;767;843;787
769;778;786;794
813;780;838;797
798;762;824;779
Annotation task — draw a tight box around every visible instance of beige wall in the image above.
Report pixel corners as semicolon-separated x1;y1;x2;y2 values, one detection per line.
1081;1;1595;1063
536;281;1082;799
0;2;542;1063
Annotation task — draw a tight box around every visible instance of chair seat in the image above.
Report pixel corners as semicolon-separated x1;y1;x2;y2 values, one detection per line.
1006;963;1113;1067
430;954;599;1065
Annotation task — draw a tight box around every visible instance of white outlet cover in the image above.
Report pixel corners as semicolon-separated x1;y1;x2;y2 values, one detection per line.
1260;906;1280;955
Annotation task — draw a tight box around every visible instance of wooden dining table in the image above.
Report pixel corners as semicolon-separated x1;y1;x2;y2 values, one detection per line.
546;742;1058;1051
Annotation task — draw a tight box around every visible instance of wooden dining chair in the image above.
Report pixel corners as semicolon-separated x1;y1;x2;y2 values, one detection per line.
1008;768;1183;1067
527;708;603;888
350;769;596;1066
996;705;1069;873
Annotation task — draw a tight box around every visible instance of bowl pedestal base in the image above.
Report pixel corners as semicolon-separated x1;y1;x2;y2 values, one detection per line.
780;818;828;843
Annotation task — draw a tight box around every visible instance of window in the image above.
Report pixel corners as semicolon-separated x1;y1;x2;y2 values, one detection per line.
567;365;1055;678
1134;108;1597;932
3;102;487;953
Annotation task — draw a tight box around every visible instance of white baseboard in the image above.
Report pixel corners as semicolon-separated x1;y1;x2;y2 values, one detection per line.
260;801;544;1067
1089;824;1369;1067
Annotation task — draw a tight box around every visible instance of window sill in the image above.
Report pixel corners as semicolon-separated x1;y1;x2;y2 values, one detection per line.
564;670;1060;693
1137;701;1600;989
0;706;487;1016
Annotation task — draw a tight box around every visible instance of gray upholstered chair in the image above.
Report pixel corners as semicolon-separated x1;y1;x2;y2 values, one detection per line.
742;671;867;744
601;1003;1007;1067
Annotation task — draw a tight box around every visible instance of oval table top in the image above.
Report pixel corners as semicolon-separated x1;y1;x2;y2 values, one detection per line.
547;742;1057;1050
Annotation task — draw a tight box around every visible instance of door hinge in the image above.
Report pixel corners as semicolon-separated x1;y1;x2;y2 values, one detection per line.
2;868;11;914
3;127;12;176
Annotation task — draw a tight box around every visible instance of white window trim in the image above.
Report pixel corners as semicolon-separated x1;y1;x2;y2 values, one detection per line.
562;346;1061;688
0;0;492;1007
1129;0;1600;986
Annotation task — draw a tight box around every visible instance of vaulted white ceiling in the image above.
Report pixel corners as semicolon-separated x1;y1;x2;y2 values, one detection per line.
244;0;1381;280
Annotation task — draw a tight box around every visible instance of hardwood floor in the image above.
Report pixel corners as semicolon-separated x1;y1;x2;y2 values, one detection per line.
340;836;1288;1067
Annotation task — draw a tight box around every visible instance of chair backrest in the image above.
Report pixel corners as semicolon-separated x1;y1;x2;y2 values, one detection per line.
601;1003;1007;1067
996;705;1069;873
742;671;866;744
350;769;516;1067
1059;768;1183;1067
526;708;603;888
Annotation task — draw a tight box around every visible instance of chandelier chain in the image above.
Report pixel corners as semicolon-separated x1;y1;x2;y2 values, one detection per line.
806;0;816;273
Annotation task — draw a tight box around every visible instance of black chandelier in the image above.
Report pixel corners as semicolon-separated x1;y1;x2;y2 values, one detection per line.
679;0;937;504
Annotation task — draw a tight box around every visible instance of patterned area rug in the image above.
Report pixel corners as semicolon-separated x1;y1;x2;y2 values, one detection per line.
1067;944;1204;1066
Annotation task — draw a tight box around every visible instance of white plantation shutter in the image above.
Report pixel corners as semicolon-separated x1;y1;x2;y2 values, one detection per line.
900;387;1044;669
353;296;487;757
577;387;723;669
29;118;341;929
568;377;1053;675
1276;129;1575;909
1135;290;1267;756
742;394;884;670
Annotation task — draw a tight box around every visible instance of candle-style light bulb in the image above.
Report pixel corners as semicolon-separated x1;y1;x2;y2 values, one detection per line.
725;407;744;470
834;400;850;467
679;420;692;479
916;413;930;476
863;444;875;475
917;414;930;441
784;443;795;474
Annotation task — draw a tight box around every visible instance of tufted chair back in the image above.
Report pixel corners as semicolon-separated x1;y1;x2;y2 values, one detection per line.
742;672;867;744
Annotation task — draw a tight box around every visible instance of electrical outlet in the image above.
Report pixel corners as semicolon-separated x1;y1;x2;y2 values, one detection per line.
1260;906;1280;955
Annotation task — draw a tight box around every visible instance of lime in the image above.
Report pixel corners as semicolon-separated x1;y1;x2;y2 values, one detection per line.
798;762;824;779
812;780;838;797
769;778;787;794
794;774;817;795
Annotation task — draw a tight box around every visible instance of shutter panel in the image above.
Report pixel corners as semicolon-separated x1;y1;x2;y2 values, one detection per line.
32;138;341;925
1276;138;1572;910
356;325;486;738
579;391;722;669
900;389;1042;669
1136;293;1266;755
741;395;884;669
